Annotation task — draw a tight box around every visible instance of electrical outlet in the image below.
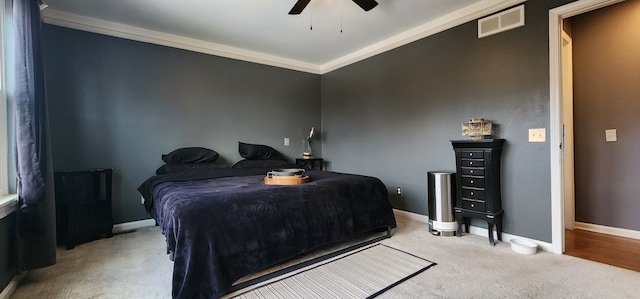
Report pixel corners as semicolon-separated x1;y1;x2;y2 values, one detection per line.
396;187;402;196
284;137;290;146
528;128;546;142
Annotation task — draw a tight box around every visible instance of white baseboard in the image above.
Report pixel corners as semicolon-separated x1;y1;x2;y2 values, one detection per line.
393;209;430;223
574;222;640;241
113;219;156;234
392;209;553;252
0;272;26;299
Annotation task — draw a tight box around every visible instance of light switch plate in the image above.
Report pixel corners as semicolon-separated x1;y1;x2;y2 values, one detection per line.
529;128;546;142
605;129;617;142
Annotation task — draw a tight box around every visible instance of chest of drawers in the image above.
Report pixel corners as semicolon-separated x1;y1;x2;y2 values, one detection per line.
451;139;504;246
54;169;113;249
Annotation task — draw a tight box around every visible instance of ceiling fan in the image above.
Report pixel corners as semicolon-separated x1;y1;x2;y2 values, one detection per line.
288;0;378;15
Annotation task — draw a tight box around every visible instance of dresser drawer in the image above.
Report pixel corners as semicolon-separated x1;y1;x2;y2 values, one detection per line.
461;151;484;159
461;177;485;188
460;159;484;167
462;199;485;212
461;188;484;200
461;167;484;176
69;200;112;243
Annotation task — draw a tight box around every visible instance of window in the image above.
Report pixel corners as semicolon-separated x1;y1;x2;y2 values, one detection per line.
0;0;18;219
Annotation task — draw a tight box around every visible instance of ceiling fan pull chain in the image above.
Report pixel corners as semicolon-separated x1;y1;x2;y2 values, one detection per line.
340;0;343;33
310;11;313;30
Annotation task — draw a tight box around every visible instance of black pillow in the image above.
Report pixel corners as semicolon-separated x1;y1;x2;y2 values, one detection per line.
161;147;219;163
238;142;286;160
231;159;296;169
156;162;229;175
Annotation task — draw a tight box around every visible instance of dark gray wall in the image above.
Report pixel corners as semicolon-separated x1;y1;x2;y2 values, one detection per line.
42;25;322;224
37;1;577;242
321;1;572;242
572;0;640;230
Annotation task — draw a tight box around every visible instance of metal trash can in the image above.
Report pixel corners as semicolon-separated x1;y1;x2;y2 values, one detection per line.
428;171;457;236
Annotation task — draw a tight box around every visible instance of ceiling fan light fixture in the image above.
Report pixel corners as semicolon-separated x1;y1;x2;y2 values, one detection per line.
288;0;311;15
288;0;378;15
352;0;378;11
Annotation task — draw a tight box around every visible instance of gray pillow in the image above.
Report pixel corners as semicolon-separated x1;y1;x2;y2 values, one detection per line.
161;147;219;163
238;142;285;160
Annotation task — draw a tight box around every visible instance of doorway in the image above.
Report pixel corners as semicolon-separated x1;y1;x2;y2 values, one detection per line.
549;0;626;255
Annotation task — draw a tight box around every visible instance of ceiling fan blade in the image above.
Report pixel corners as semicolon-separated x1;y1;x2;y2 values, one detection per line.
288;0;311;15
352;0;378;11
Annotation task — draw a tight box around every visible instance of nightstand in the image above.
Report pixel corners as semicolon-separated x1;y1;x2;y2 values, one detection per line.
295;158;324;170
54;169;113;249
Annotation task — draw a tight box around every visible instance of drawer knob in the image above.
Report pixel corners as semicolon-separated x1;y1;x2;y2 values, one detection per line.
470;180;474;184
469;162;473;165
471;192;474;195
469;153;473;156
471;204;475;207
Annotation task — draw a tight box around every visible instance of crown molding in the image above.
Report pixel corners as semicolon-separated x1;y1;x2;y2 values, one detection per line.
320;0;527;73
42;9;322;74
42;0;526;75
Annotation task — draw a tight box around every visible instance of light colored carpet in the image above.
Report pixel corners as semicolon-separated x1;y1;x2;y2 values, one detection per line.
11;226;173;299
10;213;640;298
228;244;434;298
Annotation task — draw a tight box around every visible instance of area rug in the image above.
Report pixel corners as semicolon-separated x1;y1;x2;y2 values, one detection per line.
229;243;436;298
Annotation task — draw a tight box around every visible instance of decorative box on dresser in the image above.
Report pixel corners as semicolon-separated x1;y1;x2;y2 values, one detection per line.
54;168;113;249
451;139;505;246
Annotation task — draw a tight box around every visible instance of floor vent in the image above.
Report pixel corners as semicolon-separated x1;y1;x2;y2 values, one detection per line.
478;5;525;38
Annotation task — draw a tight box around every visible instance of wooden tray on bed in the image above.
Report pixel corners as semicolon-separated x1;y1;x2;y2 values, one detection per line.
264;175;310;185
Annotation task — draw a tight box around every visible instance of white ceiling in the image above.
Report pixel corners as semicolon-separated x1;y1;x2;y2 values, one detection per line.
42;0;525;73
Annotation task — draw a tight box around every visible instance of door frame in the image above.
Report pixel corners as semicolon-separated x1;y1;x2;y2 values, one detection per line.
548;0;625;254
561;29;574;233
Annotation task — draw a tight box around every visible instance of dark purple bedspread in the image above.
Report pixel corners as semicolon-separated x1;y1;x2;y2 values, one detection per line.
138;169;396;299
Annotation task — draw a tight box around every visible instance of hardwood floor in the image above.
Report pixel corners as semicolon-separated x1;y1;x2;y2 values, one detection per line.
565;229;640;272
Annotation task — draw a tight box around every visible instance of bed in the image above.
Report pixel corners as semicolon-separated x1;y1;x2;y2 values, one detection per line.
138;145;397;298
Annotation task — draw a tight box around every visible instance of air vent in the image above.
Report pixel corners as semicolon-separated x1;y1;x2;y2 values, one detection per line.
478;5;525;38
